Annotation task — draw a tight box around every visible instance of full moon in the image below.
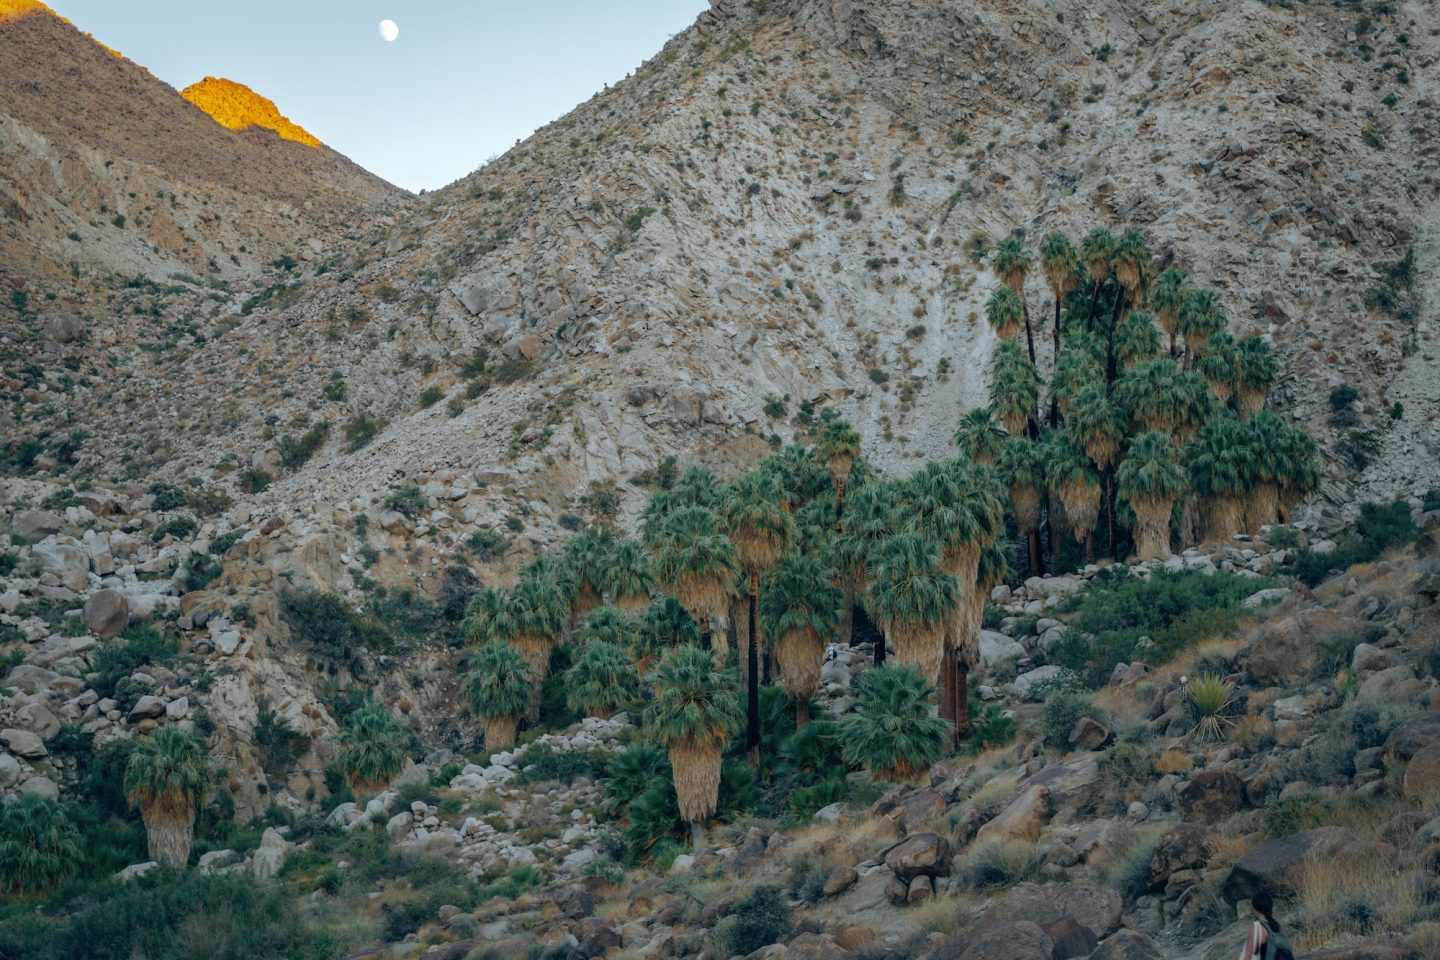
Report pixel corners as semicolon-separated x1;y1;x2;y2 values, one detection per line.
378;19;399;42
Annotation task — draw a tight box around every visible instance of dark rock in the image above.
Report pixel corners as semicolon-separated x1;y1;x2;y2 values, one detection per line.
1088;930;1164;960
875;785;947;835
884;832;952;881
83;589;130;638
980;883;1123;939
885;872;909;905
1043;916;1098;960
44;315;84;343
1403;743;1440;804
567;926;620;960
823;865;858;897
1068;717;1114;751
1146;823;1212;891
1384;711;1440;761
946;920;1053;960
560;886;594;919
627;877;663;916
1178;770;1245;822
906;875;933;904
1221;827;1352;904
786;933;855;960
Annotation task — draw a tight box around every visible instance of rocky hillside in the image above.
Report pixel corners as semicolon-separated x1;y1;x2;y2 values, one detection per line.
180;77;326;148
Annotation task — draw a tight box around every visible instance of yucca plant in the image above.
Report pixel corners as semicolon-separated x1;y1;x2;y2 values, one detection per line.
565;639;641;719
1116;431;1188;560
644;644;743;851
761;554;842;728
602;539;655;612
839;664;951;782
0;796;81;896
954;408;1007;464
464;641;536;749
864;530;960;684
988;340;1041;437
335;702;408;801
124;725;212;867
1187;674;1235;743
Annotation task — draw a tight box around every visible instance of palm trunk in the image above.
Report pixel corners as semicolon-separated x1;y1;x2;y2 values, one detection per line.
939;646;956;732
690;819;707;853
1027;528;1045;578
746;578;761;768
142;801;195;868
874;628;885;666
796;697;810;730
1022;302;1037;366
482;715;519;751
955;664;971;738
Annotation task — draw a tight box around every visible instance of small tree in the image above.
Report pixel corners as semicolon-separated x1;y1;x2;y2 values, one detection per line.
464;641;536;749
0;796;81;896
839;664;950;782
336;702;408;799
124;725;211;867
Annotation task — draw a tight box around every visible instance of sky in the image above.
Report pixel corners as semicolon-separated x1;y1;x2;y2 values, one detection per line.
46;0;711;193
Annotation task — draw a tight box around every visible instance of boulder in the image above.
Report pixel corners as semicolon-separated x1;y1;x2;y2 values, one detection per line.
934;920;1053;960
1147;823;1211;891
11;509;63;543
906;875;933;904
0;727;47;759
0;753;20;787
823;866;858;897
1220;827;1352;903
44;315;85;343
568;926;620;959
127;696;167;722
1011;666;1063;700
1247;609;1364;683
15;702;60;740
1043;916;1098;960
979;630;1026;671
1384;711;1440;760
3;664;59;694
31;540;89;591
1402;743;1440;805
1088;930;1164;960
250;827;290;879
1178;770;1245;822
981;883;1123;940
874;784;946;834
884;833;951;882
83;589;130;638
115;861;160;882
18;775;59;801
977;785;1053;843
198;849;242;872
785;933;855;960
1355;665;1424;706
1068;717;1114;751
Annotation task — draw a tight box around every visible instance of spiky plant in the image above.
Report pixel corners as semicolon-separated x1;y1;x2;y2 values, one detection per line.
984;284;1024;341
1040;230;1080;351
838;665;951;782
1187;674;1235;743
653;506;739;658
464;641;536;749
1066;382;1125;470
1050;345;1105;419
601;539;655;612
1196;332;1239;403
1233;336;1277;418
1111;228;1151;302
1044;429;1102;550
1080;227;1116;284
954;408;1007;464
562;529;615;619
1186;414;1251;543
762;554;843;728
988;340;1041;437
814;417;862;513
565;639;641;719
1178;287;1226;357
1116;432;1188;560
1115;310;1161;368
124;725;212;867
634;596;700;667
864;530;960;684
0;796;81;896
463;587;515;646
1150;268;1190;356
644;644;743;850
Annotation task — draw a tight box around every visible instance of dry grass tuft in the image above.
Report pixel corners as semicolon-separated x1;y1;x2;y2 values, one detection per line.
1155;748;1193;774
904;891;975;937
1290;841;1433;952
1205;831;1260;870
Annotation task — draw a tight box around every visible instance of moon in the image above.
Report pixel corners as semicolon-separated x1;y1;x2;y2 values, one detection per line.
378;19;399;42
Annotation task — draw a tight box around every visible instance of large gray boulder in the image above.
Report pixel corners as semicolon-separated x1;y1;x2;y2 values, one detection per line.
31;539;89;591
883;833;951;882
83;589;130;638
0;727;47;759
1089;930;1164;960
11;509;63;543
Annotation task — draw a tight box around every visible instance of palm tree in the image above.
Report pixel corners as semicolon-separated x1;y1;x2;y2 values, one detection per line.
814;417;862;520
1273;423;1320;524
993;236;1036;361
988;340;1041;437
336;702;408;800
562;529;615;619
124;725;211;867
1233;336;1277;418
1050;343;1104;420
1044;429;1102;555
1197;332;1239;404
464;641;536;749
0;796;81;896
1150;268;1191;357
565;639;641;719
1040;231;1080;354
1115;310;1161;368
1186;414;1251;543
760;442;831;510
720;471;792;761
1080;227;1116;324
833;479;898;661
601;539;655;612
653;507;739;660
463;587;515;646
1116;432;1188;560
954;408;1007;464
1178;287;1226;359
1066;382;1125;470
864;530;960;685
984;284;1024;342
762;554;843;728
1111;229;1151;304
999;438;1046;576
509;573;571;717
1115;358;1213;443
644;644;743;851
578;605;636;648
641;466;722;546
634;596;700;668
838;665;951;782
1239;411;1288;533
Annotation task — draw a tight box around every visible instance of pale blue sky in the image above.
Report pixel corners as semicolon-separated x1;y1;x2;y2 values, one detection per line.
46;1;710;192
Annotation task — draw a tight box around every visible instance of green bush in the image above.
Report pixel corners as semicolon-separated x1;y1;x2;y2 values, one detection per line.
382;485;426;519
417;387;444;409
343;414;384;451
181;554;222;593
90;626;178;699
253;709;310;777
965;839;1044;888
1287;499;1419;586
1262;789;1335;837
236;468;270;494
725;885;792;956
1100;826;1163;903
150;515;197;543
511;745;609;786
1042;690;1106;750
970;703;1017;751
277;422;329;470
279;588;391;667
147;483;187;511
467;529;507;560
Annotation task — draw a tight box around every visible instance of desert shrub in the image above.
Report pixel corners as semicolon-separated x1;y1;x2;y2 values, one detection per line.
147;482;187;511
512;745;609;786
1347;702;1409;750
1099;742;1157;793
1288;499;1420;586
965;839;1043;888
343;414;384;451
364;585;438;642
150;515;196;542
417;387;444;409
1262;789;1335;838
1042;690;1106;750
970;704;1018;751
725;885;792;956
90;625;178;699
253;709;310;777
382;485;426;519
1099;826;1163;902
277;422;329;470
787;861;829;905
209;529;245;556
181;553;222;592
1423;489;1440;513
236;468;270;494
1316;633;1363;675
1268;525;1300;549
467;528;507;560
279;587;391;667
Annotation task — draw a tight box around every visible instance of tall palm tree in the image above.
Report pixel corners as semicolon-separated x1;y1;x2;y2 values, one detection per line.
1111;228;1151;304
124;725;211;867
1197;332;1239;404
954;408;1007;464
1116;432;1188;560
562;529;615;619
720;471;792;762
336;702;408;800
642;466;722;546
1273;423;1320;524
0;796;81;896
833;479;898;662
1050;344;1105;420
1150;268;1191;357
577;605;637;647
1233;336;1277;418
838;665;951;782
565;638;641;719
988;340;1041;437
984;284;1024;342
999;437;1046;576
762;554;842;728
1044;429;1102;556
601;539;655;612
864;530;960;685
1066;382;1125;471
644;644;743;851
1186;414;1251;543
634;596;700;669
1115;310;1161;369
464;641;536;750
508;573;570;718
653;506;740;661
814;417;862;521
993;236;1036;361
1115;358;1214;442
463;587;514;646
1040;231;1080;354
1239;411;1287;533
1080;227;1116;324
1178;287;1226;359
760;442;831;510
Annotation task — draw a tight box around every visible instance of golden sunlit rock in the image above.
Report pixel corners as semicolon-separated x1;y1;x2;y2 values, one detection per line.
181;76;323;148
0;0;49;23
